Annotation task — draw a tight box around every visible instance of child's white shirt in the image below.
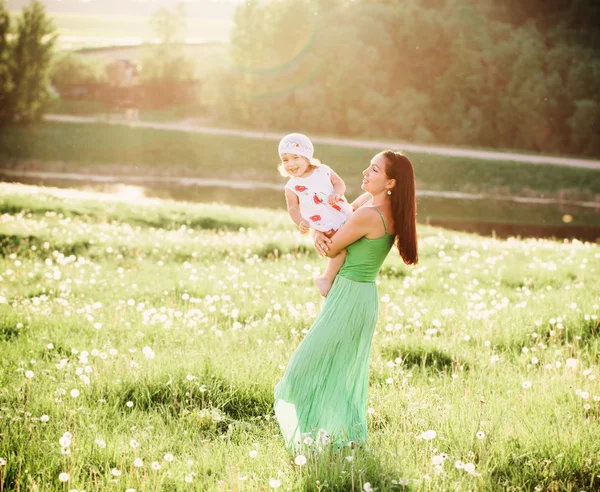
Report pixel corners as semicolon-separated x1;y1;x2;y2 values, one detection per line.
285;164;353;232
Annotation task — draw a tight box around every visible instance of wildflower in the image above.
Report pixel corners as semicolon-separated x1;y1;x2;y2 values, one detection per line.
25;370;34;379
164;453;174;462
59;435;71;447
126;401;134;408
95;439;106;448
70;389;80;398
142;347;155;359
455;460;465;469
419;430;437;440
294;455;307;466
303;436;314;446
184;474;193;483
269;478;281;489
249;450;258;458
40;414;50;422
463;462;481;476
59;472;70;482
0;458;6;466
130;439;139;448
522;381;532;389
566;358;578;369
151;462;161;470
111;469;122;476
133;458;143;467
364;483;373;492
476;431;485;439
432;455;444;465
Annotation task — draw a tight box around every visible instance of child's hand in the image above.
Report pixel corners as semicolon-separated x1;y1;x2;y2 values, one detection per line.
299;219;310;234
328;193;342;206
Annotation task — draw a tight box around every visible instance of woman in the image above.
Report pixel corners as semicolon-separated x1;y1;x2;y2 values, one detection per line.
273;150;419;452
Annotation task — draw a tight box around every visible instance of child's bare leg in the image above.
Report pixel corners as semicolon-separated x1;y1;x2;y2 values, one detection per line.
315;249;346;297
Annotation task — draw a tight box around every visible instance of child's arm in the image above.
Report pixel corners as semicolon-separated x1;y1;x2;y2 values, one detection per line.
285;188;310;233
350;192;372;211
327;171;346;205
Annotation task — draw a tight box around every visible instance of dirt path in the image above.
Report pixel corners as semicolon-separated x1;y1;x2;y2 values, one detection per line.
45;114;600;170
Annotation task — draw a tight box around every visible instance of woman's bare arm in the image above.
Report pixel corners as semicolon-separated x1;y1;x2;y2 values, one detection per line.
321;208;376;257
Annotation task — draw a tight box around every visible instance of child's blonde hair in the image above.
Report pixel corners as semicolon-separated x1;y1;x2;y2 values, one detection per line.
278;157;321;178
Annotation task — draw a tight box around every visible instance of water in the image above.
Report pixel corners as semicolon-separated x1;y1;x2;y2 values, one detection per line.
2;173;599;242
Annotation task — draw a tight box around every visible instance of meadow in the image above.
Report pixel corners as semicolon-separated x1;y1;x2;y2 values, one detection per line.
0;182;599;491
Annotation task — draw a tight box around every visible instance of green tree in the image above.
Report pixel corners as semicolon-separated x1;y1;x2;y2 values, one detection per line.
50;51;103;93
142;2;195;83
0;1;12;122
1;0;57;125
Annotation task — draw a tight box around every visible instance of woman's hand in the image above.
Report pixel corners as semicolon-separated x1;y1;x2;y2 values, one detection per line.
311;229;332;256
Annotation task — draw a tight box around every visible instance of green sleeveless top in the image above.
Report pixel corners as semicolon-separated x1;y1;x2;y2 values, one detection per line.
338;206;395;282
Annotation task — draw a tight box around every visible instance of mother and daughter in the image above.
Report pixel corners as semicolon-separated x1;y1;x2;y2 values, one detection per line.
274;133;419;452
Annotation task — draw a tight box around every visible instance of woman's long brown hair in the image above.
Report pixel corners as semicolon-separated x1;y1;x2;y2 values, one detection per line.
381;150;418;265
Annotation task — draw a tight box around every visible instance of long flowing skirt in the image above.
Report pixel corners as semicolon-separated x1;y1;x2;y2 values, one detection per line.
273;274;379;452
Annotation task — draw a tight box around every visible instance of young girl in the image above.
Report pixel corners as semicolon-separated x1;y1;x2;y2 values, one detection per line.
278;133;355;297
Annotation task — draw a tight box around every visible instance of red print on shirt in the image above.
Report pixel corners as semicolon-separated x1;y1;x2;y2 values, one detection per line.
294;185;308;192
309;215;322;222
331;203;342;212
312;193;322;204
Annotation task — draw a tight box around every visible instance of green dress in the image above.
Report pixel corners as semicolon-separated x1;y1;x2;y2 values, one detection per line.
274;207;394;452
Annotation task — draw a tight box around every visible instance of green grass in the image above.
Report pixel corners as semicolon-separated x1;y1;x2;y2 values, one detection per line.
0;182;599;490
2;121;600;202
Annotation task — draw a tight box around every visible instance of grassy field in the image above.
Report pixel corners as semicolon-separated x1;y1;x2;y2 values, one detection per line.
9;12;233;49
0;182;599;490
2;122;600;202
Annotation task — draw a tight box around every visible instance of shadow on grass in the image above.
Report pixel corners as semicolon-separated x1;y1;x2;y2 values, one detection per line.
380;343;466;374
292;445;404;491
0;233;91;257
99;372;274;423
490;448;600;491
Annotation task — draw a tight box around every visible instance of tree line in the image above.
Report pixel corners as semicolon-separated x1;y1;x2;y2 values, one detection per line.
0;0;56;125
0;0;199;125
209;0;600;157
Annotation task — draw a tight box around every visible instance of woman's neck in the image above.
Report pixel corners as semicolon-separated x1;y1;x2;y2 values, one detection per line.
371;191;390;208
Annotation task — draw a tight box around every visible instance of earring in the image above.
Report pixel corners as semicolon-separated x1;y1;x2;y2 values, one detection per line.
387;189;392;195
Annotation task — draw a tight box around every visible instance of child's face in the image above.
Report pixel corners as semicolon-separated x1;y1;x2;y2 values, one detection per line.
280;153;311;177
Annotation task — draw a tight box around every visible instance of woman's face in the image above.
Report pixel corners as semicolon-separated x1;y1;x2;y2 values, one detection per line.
280;153;311;178
361;153;392;194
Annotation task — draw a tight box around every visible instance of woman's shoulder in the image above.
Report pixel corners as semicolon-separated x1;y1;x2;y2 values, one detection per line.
350;206;381;224
354;206;394;234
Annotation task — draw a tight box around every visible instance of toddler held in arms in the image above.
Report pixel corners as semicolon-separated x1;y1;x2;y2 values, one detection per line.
278;133;354;297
